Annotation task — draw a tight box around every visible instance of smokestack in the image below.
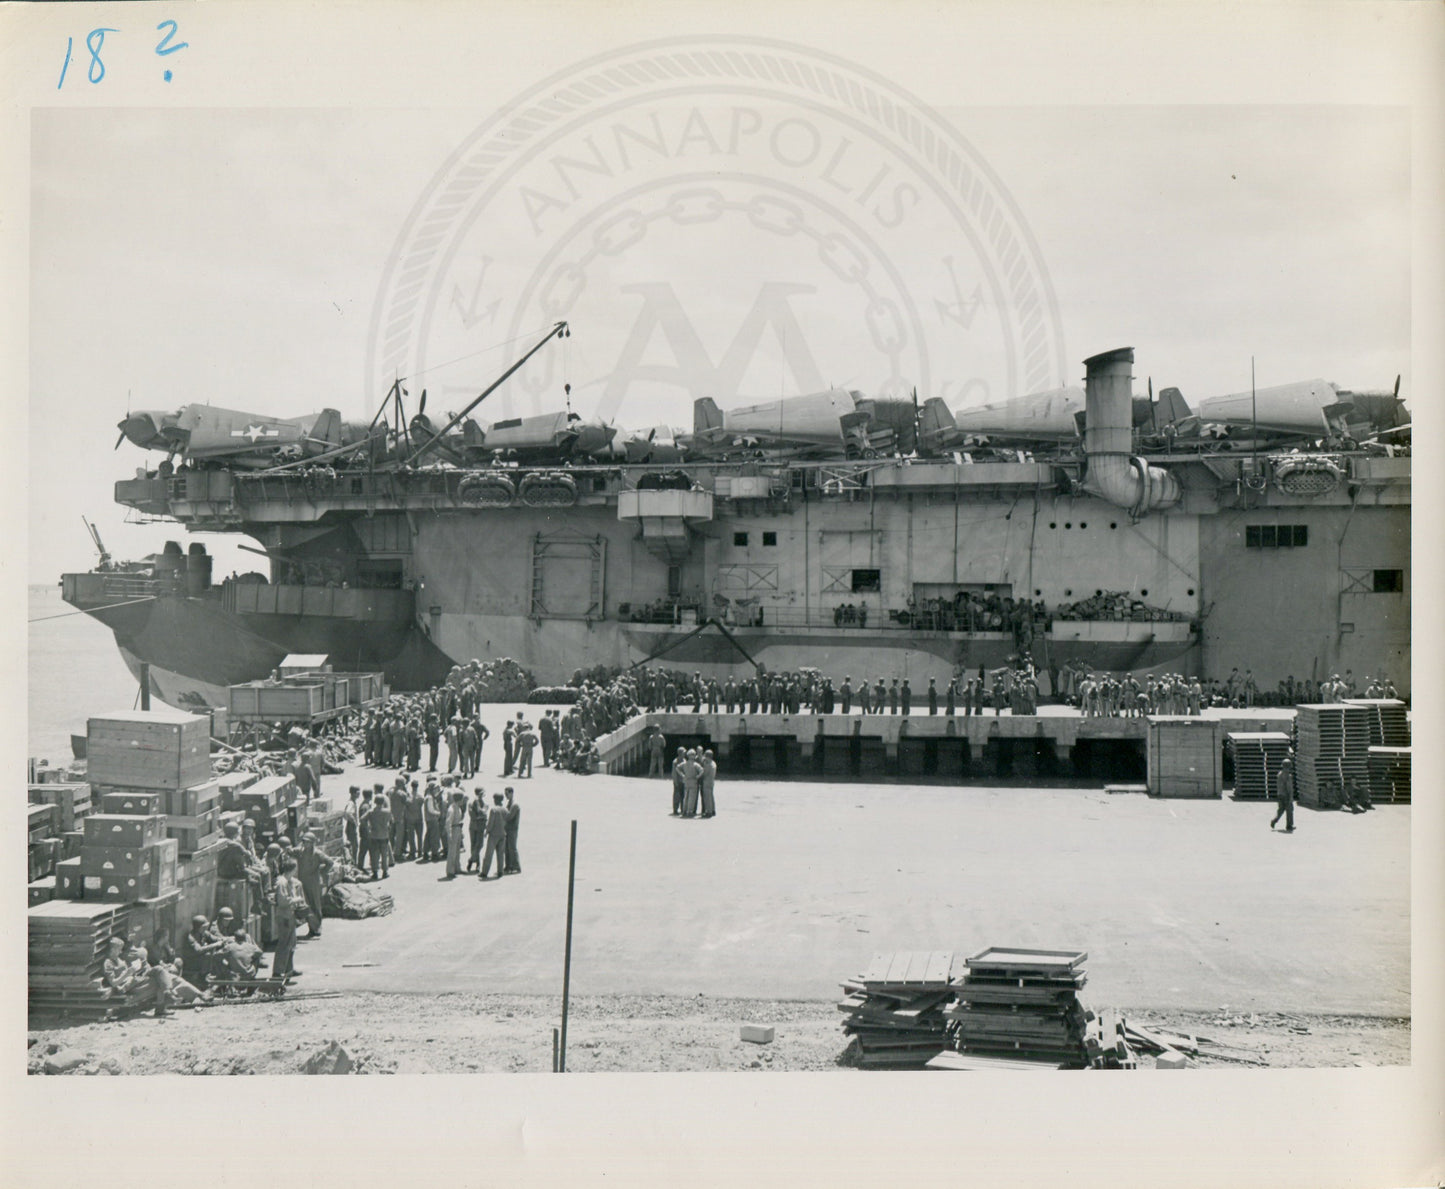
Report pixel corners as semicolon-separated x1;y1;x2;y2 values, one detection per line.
1081;347;1181;518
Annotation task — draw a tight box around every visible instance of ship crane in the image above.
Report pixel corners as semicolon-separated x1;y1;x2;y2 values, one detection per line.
82;516;113;572
405;321;571;467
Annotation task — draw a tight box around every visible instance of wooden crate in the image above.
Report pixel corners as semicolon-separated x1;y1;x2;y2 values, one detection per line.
215;878;255;921
55;857;84;900
123;889;183;946
167;820;223;855
215;770;260;810
28;783;92;832
28;803;59;840
81;846;156;879
162;779;223;817
29;878;57;906
227;682;324;720
86;710;212;791
99;791;164;816
1146;717;1221;798
83;813;165;849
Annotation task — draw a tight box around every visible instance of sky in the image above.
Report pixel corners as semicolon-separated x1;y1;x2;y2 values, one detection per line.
27;100;1411;584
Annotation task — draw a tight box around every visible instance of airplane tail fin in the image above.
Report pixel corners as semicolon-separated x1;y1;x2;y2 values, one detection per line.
309;408;343;452
1156;386;1192;424
916;397;960;453
694;396;723;437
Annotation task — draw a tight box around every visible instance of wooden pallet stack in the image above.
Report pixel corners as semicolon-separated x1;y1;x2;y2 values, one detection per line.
838;951;963;1068
1227;732;1293;800
1367;746;1411;804
28;900;138;1020
1344;699;1410;747
1293;704;1371;809
942;948;1090;1068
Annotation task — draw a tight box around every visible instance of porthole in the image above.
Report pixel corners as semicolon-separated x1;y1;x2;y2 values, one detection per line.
1064;522;1072;529
1141;589;1149;597
1110;521;1117;529
1080;521;1088;529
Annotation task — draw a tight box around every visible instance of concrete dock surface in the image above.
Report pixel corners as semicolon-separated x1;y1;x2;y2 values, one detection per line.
302;739;1408;1016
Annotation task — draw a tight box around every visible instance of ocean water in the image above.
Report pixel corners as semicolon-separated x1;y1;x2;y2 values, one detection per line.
27;583;143;763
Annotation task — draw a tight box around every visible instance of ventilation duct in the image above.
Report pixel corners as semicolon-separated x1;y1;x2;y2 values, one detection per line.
1081;347;1180;518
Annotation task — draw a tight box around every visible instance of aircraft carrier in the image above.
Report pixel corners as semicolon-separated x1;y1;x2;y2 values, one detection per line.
61;335;1411;709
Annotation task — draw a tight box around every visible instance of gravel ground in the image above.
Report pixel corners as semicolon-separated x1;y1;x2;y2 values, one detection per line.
26;991;1409;1074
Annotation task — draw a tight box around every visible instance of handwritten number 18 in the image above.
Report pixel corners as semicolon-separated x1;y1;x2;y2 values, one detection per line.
57;22;187;89
57;27;115;88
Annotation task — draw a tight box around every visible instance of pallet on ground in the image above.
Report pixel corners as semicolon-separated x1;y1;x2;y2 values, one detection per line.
1226;732;1293;800
1367;746;1411;804
839;951;959;1069
1343;699;1410;747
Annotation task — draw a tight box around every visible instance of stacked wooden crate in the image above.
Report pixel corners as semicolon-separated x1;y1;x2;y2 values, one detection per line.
943;948;1090;1068
1367;746;1411;804
79;813;179;902
28;900;140;1020
215;769;261;810
234;774;297;841
1145;717;1221;798
87;710;211;791
303;799;348;856
1344;699;1410;747
28;805;62;883
838;951;963;1068
1226;732;1293;800
28;782;92;832
1294;704;1371;809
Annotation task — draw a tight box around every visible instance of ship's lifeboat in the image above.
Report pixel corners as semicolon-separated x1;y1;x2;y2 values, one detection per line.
1273;456;1344;498
457;473;516;507
518;472;579;507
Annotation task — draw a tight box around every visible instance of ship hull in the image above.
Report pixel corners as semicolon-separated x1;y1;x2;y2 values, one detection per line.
72;588;452;710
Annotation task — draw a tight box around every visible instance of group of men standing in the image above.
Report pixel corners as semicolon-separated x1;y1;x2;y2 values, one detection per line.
343;777;521;883
656;744;718;819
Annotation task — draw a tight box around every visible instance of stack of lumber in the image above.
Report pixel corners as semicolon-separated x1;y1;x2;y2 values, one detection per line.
1367;746;1411;804
1227;732;1293;800
943;948;1089;1068
1082;1007;1138;1069
28;900;139;1020
1344;699;1410;747
837;951;963;1068
1293;704;1371;809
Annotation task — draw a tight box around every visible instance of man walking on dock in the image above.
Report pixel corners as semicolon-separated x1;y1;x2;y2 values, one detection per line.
1270;754;1296;833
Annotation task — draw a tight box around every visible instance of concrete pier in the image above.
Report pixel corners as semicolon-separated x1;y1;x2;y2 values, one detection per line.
596;707;1296;785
